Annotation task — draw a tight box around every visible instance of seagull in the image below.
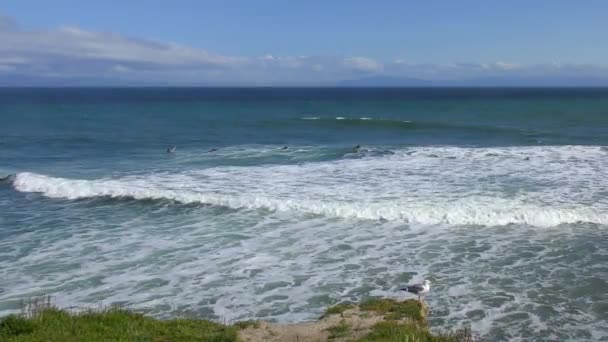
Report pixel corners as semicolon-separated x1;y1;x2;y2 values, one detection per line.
400;279;431;302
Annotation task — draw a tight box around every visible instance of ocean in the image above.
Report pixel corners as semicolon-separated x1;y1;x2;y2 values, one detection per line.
0;87;607;341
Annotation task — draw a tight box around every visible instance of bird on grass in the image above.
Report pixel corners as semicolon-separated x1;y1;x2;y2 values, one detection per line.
400;279;431;302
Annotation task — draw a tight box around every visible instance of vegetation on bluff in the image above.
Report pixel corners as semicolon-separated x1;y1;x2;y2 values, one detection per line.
1;297;476;341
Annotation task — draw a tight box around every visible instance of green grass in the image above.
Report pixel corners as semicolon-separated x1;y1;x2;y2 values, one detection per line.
321;302;355;318
326;320;351;339
360;298;426;322
1;296;476;342
359;321;460;342
0;308;238;342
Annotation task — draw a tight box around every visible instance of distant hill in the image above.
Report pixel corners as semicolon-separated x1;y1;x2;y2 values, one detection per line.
457;75;608;87
338;75;608;87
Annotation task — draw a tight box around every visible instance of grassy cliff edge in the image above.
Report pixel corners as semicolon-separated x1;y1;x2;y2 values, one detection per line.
0;298;475;341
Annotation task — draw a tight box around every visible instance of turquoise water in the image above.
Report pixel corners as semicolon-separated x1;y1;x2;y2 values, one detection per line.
1;88;607;340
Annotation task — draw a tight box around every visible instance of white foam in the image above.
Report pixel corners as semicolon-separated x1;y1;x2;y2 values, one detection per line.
12;145;608;228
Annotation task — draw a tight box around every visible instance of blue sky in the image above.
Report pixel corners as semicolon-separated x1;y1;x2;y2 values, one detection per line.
1;1;608;85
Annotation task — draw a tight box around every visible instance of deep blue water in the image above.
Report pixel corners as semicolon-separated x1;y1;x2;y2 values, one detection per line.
1;88;607;341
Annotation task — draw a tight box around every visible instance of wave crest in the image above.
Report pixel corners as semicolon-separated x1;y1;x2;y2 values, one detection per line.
13;171;607;227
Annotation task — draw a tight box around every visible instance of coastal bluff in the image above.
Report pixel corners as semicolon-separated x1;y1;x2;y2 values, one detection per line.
1;297;475;341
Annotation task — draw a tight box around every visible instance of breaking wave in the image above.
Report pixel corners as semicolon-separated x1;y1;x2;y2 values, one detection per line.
13;144;608;228
12;174;606;226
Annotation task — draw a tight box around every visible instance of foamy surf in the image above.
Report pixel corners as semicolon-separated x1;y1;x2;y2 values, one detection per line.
12;145;608;227
12;172;608;227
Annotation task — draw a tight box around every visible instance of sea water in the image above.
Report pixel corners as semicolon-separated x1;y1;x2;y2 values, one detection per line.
0;88;607;341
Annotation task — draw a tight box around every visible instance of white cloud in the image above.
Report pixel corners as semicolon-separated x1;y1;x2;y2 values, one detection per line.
0;24;244;71
259;54;275;61
257;55;307;69
479;61;519;71
343;57;383;72
0;17;386;84
0;15;606;85
112;64;130;73
494;61;518;71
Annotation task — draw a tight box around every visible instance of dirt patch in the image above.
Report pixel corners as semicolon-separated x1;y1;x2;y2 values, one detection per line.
239;300;428;342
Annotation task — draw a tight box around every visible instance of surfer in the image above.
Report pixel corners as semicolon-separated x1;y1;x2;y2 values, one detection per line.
207;148;217;153
280;146;288;150
353;144;361;152
167;146;176;153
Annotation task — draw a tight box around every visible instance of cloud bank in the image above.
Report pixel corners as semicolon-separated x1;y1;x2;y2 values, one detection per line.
1;15;607;86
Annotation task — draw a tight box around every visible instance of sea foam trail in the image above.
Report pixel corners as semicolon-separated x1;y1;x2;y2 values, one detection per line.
12;145;608;227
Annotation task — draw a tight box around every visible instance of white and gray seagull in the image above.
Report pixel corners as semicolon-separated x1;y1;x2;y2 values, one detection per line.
400;279;431;302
